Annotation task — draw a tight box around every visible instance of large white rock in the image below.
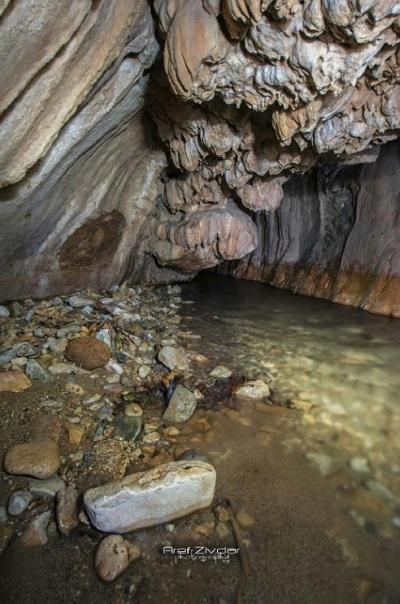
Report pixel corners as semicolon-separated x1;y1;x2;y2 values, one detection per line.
83;460;216;533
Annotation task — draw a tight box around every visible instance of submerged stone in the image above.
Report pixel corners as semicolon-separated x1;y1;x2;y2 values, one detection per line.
84;460;216;533
158;346;189;371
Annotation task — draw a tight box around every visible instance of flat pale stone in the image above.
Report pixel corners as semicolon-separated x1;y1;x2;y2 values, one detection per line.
95;535;141;583
4;441;60;478
235;380;270;400
0;370;31;392
84;460;216;533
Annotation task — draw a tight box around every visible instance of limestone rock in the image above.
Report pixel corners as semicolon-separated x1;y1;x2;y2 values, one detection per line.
95;535;141;583
158;346;189;371
65;337;110;370
4;441;60;479
163;385;197;423
83;460;216;533
0;370;31;393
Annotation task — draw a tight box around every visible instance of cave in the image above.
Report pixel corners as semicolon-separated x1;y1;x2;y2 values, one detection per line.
0;1;400;602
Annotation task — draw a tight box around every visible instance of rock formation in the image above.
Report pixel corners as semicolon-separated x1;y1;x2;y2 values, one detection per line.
0;1;399;314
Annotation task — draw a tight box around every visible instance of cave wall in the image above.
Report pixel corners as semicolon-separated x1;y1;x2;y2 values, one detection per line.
221;140;400;316
0;0;166;300
0;0;400;316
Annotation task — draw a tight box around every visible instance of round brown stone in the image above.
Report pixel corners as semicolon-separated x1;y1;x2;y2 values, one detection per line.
64;336;110;370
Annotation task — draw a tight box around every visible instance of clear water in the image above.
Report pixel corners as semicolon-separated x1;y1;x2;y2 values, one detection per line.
180;273;400;544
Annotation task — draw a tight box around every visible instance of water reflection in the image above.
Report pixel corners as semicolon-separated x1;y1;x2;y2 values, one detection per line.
181;273;400;541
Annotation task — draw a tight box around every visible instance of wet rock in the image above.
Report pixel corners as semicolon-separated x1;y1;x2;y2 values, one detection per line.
163;385;197;423
94;535;141;583
25;359;55;383
29;476;65;498
20;510;52;546
210;365;232;378
56;486;79;535
65;337;110;370
0;370;32;392
92;440;129;481
114;416;142;441
8;490;33;517
235;380;270;400
56;325;81;339
0;524;13;553
48;362;75;375
4;441;60;479
105;360;123;375
288;399;313;412
158;346;189;371
142;431;161;444
84;460;216;533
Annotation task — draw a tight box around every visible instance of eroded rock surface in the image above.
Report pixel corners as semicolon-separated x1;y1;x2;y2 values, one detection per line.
0;1;399;314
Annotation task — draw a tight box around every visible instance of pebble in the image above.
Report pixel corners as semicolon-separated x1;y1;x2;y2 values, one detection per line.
29;476;66;498
65;423;85;446
92;440;129;481
56;486;79;535
235;380;270;400
349;457;370;473
8;490;33;517
4;441;61;479
105;360;123;375
305;452;334;477
65;337;110;370
158;346;189;371
0;370;32;392
19;510;52;546
0;348;18;366
163;385;197;423
209;365;232;379
94;535;141;583
25;359;55;383
48;363;75;375
56;325;81;339
124;403;143;417
138;365;151;379
142;431;161;444
10;302;24;318
365;480;396;502
96;329;113;350
68;295;94;308
114;416;142;441
0;305;10;318
0;506;8;524
84;460;216;533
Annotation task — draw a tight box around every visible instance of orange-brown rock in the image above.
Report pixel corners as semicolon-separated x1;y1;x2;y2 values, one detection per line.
65;337;110;370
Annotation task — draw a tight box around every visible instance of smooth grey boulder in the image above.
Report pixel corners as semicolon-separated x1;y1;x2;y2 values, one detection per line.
83;460;216;533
